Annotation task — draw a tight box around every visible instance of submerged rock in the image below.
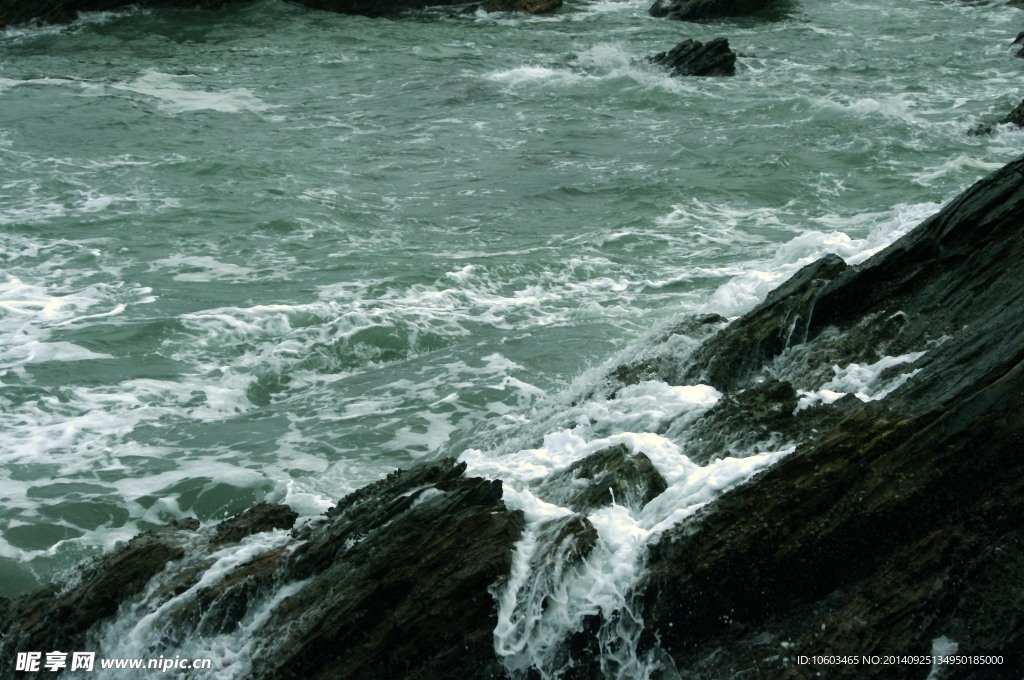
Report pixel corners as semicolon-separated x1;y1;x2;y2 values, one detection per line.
636;153;1024;677
534;444;668;512
649;37;738;77
649;0;774;21
968;98;1024;135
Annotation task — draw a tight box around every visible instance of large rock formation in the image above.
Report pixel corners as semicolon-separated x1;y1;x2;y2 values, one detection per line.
649;0;774;21
0;459;523;679
649;37;738;77
634;153;1024;678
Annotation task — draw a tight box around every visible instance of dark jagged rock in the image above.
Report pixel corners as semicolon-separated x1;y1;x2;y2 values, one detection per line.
210;502;298;546
534;444;668;512
683;379;805;463
968;98;1024;135
684;254;849;392
0;0;239;29
0;459;524;680
0;518;199;665
254;459;522;680
649;37;737;77
635;154;1024;677
609;314;726;390
649;0;773;21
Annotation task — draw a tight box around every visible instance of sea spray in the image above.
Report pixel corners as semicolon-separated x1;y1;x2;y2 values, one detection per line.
461;380;792;678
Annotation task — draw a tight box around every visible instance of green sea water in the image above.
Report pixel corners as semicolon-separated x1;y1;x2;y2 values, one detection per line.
1;0;1021;596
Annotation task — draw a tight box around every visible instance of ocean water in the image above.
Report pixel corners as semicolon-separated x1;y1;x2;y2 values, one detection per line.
0;0;1021;657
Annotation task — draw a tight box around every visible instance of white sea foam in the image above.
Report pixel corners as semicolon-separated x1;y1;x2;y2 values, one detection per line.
465;415;790;678
151;255;257;283
705;202;939;317
485;65;589;88
95;529;305;679
109;71;272;115
910;154;1006;186
926;636;959;680
796;351;926;411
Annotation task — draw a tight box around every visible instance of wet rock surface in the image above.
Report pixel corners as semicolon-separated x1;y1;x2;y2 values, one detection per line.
968;98;1024;135
211;502;298;547
649;0;774;21
2;152;1024;677
256;460;522;680
684;253;850;392
0;518;201;666
649;37;737;77
0;460;523;680
634;153;1024;677
681;378;858;465
608;313;726;390
534;444;668;512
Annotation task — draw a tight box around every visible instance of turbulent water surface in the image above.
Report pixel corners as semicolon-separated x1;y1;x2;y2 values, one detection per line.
1;0;1021;667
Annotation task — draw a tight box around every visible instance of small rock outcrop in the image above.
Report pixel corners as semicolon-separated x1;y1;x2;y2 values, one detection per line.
649;37;738;77
210;502;298;546
649;0;773;21
969;98;1024;135
255;460;521;680
534;444;668;512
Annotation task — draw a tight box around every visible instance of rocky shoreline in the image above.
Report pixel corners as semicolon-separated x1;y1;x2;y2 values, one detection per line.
3;153;1023;679
3;0;1024;678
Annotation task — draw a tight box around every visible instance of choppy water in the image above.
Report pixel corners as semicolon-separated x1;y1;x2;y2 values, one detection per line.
0;0;1020;618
